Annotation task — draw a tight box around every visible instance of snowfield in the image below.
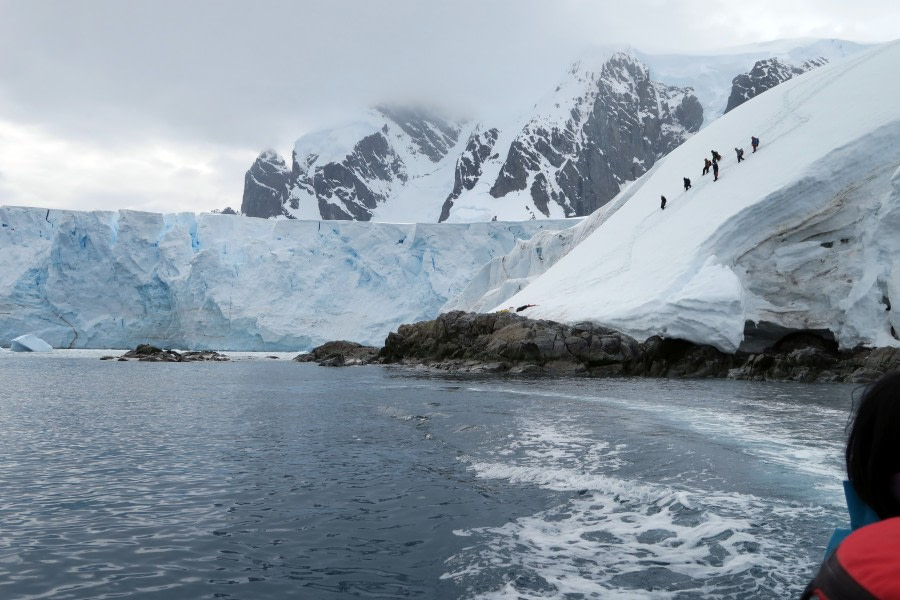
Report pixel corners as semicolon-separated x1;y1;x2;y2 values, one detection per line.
451;41;900;352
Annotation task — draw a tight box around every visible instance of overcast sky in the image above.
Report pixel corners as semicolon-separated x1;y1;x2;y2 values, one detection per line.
1;0;897;214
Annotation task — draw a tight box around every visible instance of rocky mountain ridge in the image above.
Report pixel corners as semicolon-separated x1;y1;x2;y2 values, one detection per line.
442;53;702;220
243;52;702;223
241;43;854;223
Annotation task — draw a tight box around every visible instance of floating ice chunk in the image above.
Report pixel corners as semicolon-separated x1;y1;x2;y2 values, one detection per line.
9;334;53;352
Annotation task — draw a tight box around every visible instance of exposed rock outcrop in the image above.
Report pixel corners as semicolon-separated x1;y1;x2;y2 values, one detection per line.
379;311;732;378
115;344;229;362
241;150;292;219
728;344;900;383
376;312;900;382
294;340;380;366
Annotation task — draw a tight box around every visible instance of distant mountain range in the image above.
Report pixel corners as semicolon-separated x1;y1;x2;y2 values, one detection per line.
239;39;867;223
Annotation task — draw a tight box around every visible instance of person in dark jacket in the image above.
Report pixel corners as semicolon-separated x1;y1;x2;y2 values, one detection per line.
735;147;744;162
751;136;759;152
845;372;900;523
702;158;711;175
711;150;721;163
801;372;900;599
683;177;691;191
660;195;667;210
712;161;719;181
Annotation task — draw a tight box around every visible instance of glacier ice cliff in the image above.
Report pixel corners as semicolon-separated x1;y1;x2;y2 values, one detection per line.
0;209;576;350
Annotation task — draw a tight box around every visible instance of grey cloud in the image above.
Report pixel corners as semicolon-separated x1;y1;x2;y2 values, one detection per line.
4;0;896;147
0;0;897;213
0;0;652;150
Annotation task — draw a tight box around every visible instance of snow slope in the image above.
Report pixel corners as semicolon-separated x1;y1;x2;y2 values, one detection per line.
0;209;577;350
451;41;900;352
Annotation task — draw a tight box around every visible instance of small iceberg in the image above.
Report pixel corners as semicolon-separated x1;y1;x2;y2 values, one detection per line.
9;334;53;352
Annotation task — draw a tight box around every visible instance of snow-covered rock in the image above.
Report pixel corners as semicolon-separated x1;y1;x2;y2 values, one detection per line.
724;57;828;113
449;41;900;353
438;126;501;222
0;207;577;350
9;333;53;352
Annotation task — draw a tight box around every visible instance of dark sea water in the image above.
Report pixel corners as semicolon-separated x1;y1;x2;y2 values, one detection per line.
0;350;856;599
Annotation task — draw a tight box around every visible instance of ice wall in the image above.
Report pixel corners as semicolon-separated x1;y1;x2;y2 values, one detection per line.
0;209;576;350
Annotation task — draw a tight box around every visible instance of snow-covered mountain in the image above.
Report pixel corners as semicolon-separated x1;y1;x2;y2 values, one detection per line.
0;207;576;350
242;107;467;223
446;41;900;353
441;52;702;221
243;52;701;224
242;40;865;225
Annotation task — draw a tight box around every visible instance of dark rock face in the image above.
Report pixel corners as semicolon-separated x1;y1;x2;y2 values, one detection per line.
306;131;405;221
638;337;737;379
377;312;900;382
116;344;229;362
673;95;704;132
488;53;702;217
439;127;500;222
379;311;731;378
295;110;462;221
240;151;292;219
724;57;828;113
294;340;380;366
727;345;900;383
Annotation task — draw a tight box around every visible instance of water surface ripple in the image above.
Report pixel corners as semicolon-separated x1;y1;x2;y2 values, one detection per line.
0;352;854;598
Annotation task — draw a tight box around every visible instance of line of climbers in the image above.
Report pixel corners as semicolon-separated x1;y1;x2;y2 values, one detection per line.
661;135;760;210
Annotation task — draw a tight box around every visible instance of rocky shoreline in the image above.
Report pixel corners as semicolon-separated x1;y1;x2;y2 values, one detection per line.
302;311;900;383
